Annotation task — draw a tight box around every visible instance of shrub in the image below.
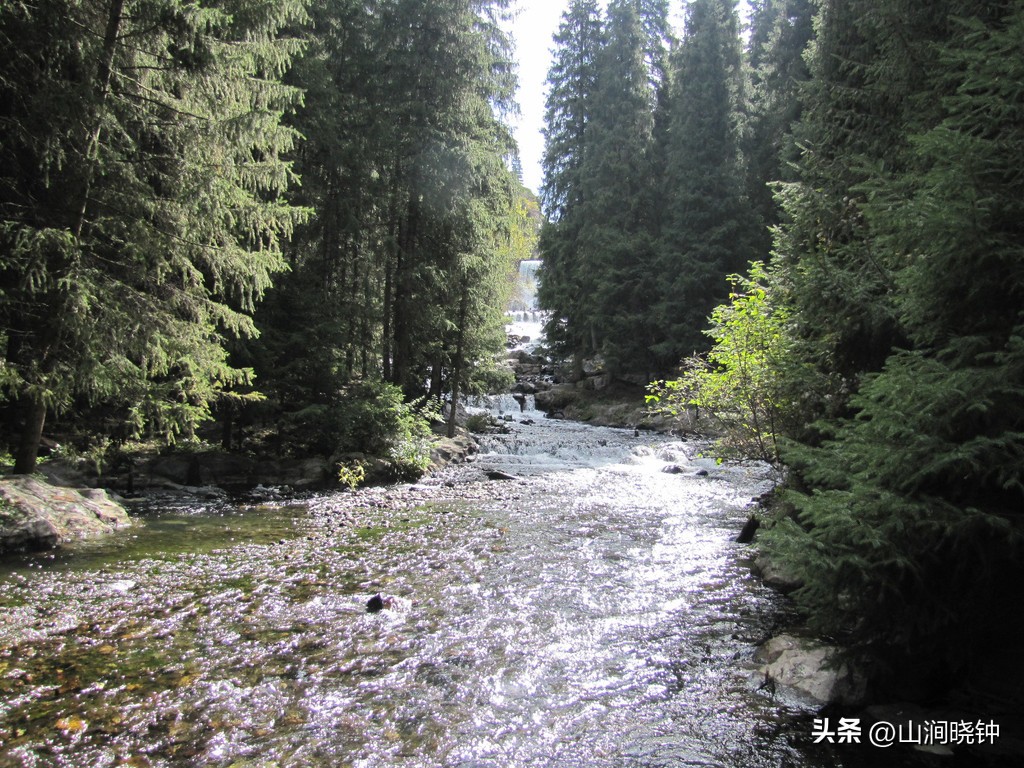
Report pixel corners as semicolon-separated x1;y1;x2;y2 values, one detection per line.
647;262;797;466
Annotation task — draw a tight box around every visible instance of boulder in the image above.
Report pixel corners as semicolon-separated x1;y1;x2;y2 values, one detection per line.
753;552;804;593
756;634;866;707
0;476;132;554
429;431;478;470
581;356;606;376
534;383;580;412
736;515;761;544
484;469;517;481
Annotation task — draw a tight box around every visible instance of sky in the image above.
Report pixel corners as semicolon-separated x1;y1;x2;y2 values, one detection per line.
504;1;688;195
504;1;747;196
504;1;571;195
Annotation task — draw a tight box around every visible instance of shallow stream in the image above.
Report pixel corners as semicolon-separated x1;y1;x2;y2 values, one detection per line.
1;413;858;767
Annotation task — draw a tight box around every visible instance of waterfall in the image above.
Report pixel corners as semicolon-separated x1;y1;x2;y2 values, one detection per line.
510;259;542;313
466;393;538;417
507;259;546;351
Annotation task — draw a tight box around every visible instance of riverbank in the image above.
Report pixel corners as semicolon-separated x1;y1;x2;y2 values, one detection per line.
0;425;481;555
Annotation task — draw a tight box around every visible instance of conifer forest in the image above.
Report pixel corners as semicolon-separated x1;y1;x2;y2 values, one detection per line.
2;0;1023;737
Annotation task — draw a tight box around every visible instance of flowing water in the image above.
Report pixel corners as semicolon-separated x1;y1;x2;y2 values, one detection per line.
0;414;857;767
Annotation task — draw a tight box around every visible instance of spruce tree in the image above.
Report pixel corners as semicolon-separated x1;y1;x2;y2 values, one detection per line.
253;0;524;452
573;0;663;376
743;0;814;246
0;0;308;472
538;0;604;362
765;0;1024;686
653;0;756;369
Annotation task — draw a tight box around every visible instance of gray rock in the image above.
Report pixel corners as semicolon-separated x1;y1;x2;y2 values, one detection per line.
0;476;132;554
429;431;478;471
534;384;580;412
484;470;517;481
581;356;606;376
753;552;804;593
756;634;867;707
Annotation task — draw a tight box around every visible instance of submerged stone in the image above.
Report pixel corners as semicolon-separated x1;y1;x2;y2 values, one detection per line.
484;470;517;481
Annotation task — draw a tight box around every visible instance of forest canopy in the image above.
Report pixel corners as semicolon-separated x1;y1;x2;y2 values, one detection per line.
0;0;537;476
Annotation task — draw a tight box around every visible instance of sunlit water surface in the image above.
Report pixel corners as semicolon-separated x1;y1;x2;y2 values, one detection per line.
0;416;853;767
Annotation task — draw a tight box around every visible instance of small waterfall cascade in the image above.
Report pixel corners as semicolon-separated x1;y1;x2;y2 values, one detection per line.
466;393;538;418
510;259;542;313
507;259;546;350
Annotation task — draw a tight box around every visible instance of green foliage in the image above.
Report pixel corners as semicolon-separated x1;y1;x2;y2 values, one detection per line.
647;262;796;466
257;0;522;427
538;0;605;361
652;0;759;369
337;460;367;490
760;0;1024;686
766;344;1024;676
329;381;433;476
573;0;664;375
743;0;814;246
538;0;672;375
0;0;308;470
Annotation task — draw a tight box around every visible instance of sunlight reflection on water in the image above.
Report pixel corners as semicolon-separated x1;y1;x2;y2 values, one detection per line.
0;419;837;768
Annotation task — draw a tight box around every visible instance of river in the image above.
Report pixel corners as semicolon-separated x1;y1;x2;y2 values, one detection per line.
1;410;860;767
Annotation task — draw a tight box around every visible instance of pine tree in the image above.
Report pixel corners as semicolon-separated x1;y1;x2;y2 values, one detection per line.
0;0;308;472
538;0;604;362
653;0;757;369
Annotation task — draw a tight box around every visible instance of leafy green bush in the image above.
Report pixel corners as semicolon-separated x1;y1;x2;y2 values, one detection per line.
329;381;433;475
336;460;367;490
283;380;433;480
647;262;797;466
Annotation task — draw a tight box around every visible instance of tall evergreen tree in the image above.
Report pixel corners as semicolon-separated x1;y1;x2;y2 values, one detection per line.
653;0;756;369
769;0;943;388
575;0;663;375
538;0;604;361
0;0;308;472
743;0;814;247
764;0;1024;687
251;0;524;453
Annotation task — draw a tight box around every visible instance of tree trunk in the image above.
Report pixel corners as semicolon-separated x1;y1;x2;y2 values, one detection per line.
361;271;372;378
447;282;470;439
14;396;46;475
392;197;416;393
429;349;444;403
382;163;402;382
